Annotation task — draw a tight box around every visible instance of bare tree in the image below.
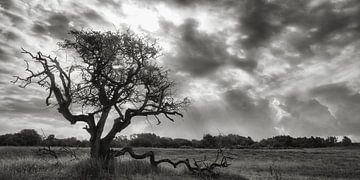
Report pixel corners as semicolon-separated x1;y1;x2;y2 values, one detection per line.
13;30;189;167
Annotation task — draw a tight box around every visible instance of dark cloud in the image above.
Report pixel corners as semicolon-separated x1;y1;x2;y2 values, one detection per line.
279;83;360;137
165;18;224;76
0;96;46;114
237;0;284;50
31;13;71;39
31;6;111;38
310;84;360;134
223;89;277;138
83;9;103;21
82;9;110;25
145;0;360;59
1;30;19;41
136;0;195;7
1;10;24;25
280;96;338;137
0;47;11;62
68;2;111;25
97;0;122;7
162;18;256;76
306;1;360;45
248;1;360;58
47;14;71;39
137;0;238;8
0;67;11;75
161;0;201;7
0;0;13;9
31;23;47;35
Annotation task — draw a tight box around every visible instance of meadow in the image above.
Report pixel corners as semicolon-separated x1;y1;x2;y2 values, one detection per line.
0;146;359;179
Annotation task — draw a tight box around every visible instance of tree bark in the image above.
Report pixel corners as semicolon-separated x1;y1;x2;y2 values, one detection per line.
90;138;113;170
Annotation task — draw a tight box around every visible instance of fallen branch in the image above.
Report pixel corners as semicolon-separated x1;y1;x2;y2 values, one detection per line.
36;145;58;159
110;147;234;176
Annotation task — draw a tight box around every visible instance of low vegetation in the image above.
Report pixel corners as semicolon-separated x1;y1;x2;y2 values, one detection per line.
0;146;359;179
1;130;357;179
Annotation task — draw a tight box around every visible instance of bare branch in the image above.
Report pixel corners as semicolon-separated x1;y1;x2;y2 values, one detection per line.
110;147;233;177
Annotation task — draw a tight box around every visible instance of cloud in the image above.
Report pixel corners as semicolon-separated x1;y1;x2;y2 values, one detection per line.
0;10;24;25
310;83;360;133
0;0;13;9
236;0;284;50
279;96;338;136
2;30;19;41
29;3;111;39
97;0;122;8
0;47;11;62
47;14;71;39
31;23;47;35
30;13;71;39
83;9;107;23
276;83;360;138
223;89;277;137
1;0;360;141
162;18;256;77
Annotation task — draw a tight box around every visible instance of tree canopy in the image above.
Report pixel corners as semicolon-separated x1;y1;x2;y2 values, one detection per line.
14;29;189;159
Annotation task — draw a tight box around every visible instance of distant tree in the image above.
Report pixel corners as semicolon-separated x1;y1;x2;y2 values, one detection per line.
215;134;254;148
17;129;42;146
158;137;173;148
325;136;337;146
341;136;352;146
129;133;161;147
173;138;192;148
191;139;203;148
14;30;189;167
201;134;217;148
111;135;129;147
3;134;24;146
0;129;41;146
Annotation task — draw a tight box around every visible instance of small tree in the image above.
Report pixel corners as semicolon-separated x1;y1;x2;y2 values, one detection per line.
13;30;189;166
341;136;352;146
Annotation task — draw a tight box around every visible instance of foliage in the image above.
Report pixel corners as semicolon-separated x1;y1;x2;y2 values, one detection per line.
341;136;352;146
0;129;355;149
0;129;41;146
13;29;189;160
256;135;352;148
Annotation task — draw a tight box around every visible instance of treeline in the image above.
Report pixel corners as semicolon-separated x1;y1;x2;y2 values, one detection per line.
110;134;353;149
0;129;353;149
0;129;89;147
110;133;255;148
255;135;352;148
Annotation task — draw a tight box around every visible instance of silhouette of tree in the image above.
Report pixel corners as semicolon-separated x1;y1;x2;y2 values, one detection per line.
13;30;189;167
341;136;352;146
325;136;337;146
17;129;42;146
202;134;217;148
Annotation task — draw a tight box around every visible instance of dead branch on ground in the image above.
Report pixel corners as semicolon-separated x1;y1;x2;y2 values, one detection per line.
109;147;234;177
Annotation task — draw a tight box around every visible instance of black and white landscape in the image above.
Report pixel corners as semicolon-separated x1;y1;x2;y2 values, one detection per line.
0;0;360;179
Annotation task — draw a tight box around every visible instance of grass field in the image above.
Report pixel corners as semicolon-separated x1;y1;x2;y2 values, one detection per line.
0;146;359;179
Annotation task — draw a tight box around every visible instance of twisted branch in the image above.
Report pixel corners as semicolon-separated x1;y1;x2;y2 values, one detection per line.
109;147;233;176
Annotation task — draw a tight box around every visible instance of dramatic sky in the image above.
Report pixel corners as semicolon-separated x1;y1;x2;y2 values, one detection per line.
1;0;360;141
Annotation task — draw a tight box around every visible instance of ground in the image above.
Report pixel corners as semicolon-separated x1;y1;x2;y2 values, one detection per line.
0;146;359;179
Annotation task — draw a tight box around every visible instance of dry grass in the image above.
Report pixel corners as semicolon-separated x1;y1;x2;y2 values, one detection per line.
0;146;359;179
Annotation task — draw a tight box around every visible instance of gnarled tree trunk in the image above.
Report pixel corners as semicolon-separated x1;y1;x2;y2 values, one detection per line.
89;136;113;169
